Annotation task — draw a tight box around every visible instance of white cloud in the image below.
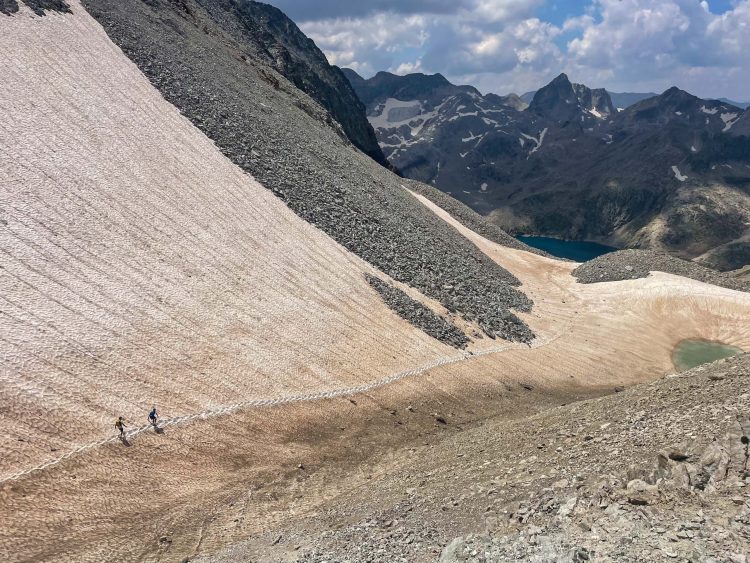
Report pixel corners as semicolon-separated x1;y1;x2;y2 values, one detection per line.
395;59;424;74
301;13;430;76
562;0;750;98
284;0;750;99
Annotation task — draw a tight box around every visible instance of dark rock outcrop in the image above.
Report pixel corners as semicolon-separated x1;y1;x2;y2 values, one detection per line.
572;249;750;292
366;275;469;348
0;0;18;14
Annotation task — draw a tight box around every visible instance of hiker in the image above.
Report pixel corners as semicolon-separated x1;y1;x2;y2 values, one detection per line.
115;416;126;439
148;406;158;427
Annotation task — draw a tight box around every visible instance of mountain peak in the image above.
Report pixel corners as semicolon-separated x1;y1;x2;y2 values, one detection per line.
529;74;613;123
344;71;478;106
341;67;364;83
650;86;699;110
660;86;694;101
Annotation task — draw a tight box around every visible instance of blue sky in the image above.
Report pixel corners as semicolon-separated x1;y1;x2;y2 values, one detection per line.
265;0;750;100
533;0;733;25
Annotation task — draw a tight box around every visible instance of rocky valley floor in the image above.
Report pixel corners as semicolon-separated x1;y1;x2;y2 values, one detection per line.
200;354;750;563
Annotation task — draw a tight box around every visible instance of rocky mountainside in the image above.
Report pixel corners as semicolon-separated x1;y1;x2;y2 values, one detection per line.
527;73;615;125
196;0;390;168
2;4;750;563
77;0;537;344
347;71;750;271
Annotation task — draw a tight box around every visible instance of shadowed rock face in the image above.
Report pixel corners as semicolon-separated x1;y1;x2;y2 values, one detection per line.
195;0;389;169
80;0;534;343
728;109;750;137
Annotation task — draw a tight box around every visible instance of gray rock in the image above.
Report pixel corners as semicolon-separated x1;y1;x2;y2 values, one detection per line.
439;538;467;562
573;250;750;292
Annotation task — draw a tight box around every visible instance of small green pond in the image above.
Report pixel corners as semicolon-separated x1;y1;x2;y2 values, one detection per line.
672;339;742;372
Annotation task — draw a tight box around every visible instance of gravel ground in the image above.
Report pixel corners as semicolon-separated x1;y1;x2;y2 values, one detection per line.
573;249;750;292
366;275;469;349
276;354;750;562
405;180;554;258
81;0;534;343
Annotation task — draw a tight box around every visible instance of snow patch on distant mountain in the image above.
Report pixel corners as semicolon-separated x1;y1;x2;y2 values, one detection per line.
521;128;548;158
672;166;688;182
462;131;482;143
721;112;739;132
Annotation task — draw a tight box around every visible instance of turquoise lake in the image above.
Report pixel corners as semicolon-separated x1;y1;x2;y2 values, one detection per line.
516;236;617;262
672;339;742;372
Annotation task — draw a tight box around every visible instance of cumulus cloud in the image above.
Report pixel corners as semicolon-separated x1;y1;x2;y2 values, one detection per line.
301;13;431;77
266;0;750;100
564;0;750;98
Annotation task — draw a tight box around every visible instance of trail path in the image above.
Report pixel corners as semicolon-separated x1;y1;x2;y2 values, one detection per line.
0;335;552;485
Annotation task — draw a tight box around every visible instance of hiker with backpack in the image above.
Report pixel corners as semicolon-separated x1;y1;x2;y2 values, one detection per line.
148;406;158;428
115;416;126;439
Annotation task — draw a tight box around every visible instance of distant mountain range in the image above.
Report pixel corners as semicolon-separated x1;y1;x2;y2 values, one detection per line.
521;90;749;110
344;69;750;270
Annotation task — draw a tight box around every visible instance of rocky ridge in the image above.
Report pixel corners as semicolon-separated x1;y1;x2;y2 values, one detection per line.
78;0;534;343
573;250;750;293
403;179;553;258
204;0;389;168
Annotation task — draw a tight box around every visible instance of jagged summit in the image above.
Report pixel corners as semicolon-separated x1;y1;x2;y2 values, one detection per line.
529;73;615;123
